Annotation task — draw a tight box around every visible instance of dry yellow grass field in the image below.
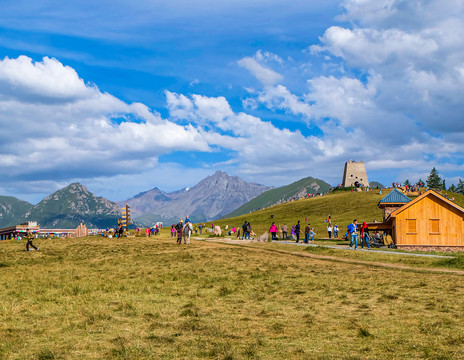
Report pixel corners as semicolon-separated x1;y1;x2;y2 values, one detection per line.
0;234;463;359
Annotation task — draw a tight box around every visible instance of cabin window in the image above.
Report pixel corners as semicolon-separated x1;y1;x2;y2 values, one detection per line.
406;219;416;234
430;219;440;234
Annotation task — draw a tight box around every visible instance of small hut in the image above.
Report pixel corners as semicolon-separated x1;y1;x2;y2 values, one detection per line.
367;189;464;251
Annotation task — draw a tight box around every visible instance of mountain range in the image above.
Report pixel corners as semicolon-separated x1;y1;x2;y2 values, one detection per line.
0;172;338;229
120;171;273;225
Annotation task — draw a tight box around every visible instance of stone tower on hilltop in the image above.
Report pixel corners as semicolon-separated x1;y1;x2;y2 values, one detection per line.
342;161;369;187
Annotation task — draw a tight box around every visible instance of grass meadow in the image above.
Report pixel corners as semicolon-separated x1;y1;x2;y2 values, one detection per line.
1;233;464;359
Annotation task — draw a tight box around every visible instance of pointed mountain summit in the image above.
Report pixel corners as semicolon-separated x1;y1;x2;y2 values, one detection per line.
124;171;272;225
23;183;120;228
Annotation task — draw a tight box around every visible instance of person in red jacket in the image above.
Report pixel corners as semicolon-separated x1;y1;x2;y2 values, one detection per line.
360;222;370;250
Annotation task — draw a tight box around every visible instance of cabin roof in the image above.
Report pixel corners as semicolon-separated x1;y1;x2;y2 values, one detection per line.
389;189;464;218
378;189;411;207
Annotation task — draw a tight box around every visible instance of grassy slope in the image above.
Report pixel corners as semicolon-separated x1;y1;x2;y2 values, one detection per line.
1;235;463;359
210;189;464;238
212;190;384;237
225;177;332;218
443;190;464;208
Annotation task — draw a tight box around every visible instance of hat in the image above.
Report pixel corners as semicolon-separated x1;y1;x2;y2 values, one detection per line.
180;220;183;223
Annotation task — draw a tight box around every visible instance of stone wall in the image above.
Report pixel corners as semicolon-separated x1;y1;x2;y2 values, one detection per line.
383;205;403;221
342;161;369;187
398;245;464;252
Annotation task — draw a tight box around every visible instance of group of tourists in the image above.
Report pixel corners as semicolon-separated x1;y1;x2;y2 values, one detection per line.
262;214;373;250
346;219;371;250
393;181;424;194
137;225;160;237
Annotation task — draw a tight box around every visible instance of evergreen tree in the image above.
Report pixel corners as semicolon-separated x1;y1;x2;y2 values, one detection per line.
456;179;464;195
404;179;411;186
448;184;457;193
426;167;442;189
441;179;446;190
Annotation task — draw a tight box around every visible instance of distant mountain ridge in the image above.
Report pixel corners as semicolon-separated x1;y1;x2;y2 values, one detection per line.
0;173;332;230
122;171;273;226
224;176;332;218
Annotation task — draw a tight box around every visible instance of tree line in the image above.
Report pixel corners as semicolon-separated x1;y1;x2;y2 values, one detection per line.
402;167;463;194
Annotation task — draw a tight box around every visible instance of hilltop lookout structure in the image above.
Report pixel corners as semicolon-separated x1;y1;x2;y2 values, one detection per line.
342;160;369;188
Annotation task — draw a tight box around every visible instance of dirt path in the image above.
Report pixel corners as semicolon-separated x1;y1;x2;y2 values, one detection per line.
198;238;464;276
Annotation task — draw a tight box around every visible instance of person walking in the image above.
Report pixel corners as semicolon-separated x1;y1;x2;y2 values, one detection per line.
348;219;359;250
245;222;252;240
327;223;333;239
295;221;301;243
304;223;311;244
25;229;38;252
333;224;339;239
281;224;288;240
291;225;296;241
175;220;184;245
360;222;371;250
269;222;278;240
241;220;247;240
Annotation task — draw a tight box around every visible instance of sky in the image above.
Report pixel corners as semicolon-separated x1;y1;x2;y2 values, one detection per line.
0;0;463;203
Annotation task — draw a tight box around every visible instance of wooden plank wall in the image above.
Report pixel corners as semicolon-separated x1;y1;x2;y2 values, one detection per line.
396;196;464;246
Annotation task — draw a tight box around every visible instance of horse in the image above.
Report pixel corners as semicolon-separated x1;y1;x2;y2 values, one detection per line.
182;222;193;244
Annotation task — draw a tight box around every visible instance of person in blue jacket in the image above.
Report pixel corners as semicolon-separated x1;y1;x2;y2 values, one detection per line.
347;219;359;250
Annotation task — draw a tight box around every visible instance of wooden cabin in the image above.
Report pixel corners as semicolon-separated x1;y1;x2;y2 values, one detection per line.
367;189;464;250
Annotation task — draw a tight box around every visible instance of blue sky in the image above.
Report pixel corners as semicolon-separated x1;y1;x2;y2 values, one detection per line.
0;0;463;203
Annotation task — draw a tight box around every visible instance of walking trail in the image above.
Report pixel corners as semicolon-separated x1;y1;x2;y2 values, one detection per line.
192;237;464;276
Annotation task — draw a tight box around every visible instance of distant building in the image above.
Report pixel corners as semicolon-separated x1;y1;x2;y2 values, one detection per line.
342;160;369;188
0;221;40;240
0;222;95;240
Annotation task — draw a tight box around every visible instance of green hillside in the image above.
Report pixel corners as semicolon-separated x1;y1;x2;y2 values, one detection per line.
23;183;120;229
212;190;383;237
0;196;33;227
211;189;464;238
225;176;332;218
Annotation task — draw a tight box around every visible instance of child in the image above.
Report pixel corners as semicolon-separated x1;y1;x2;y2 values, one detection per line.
310;228;316;243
